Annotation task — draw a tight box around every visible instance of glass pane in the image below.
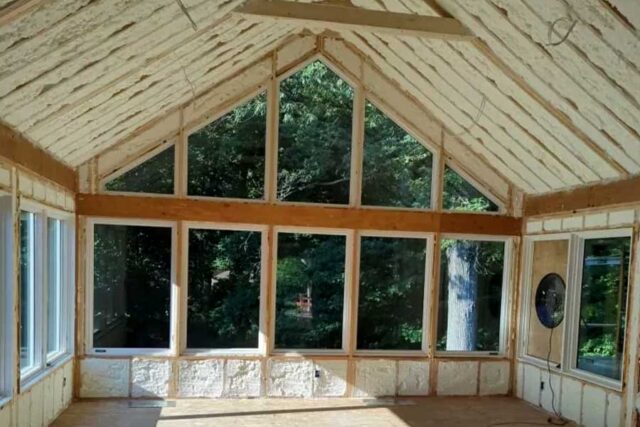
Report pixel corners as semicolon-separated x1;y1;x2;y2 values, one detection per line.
437;239;505;352
188;93;266;199
357;236;426;350
93;224;172;349
278;61;353;204
443;166;499;212
105;146;175;194
19;211;35;373
187;229;261;349
47;218;63;356
275;233;346;349
362;102;433;208
577;237;630;380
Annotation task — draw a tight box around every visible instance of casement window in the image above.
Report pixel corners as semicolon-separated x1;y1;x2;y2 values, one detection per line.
356;233;431;353
88;220;176;355
272;229;350;353
361;101;434;209
187;93;267;200
185;224;266;354
437;236;509;354
18;203;74;384
277;60;354;205
103;144;176;195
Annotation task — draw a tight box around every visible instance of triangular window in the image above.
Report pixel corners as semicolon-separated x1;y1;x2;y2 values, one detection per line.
277;60;353;204
362;101;433;208
104;145;175;194
188;92;266;199
443;166;499;212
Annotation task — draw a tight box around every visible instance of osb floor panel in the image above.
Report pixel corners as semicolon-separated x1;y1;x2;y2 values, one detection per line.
50;396;576;427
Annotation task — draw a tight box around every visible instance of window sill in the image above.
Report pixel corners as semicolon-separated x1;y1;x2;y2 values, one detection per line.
354;350;428;358
20;353;72;394
271;349;347;357
183;349;262;358
436;351;506;360
88;348;172;357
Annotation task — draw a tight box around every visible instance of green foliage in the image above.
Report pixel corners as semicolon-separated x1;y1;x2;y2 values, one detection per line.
105;146;175;194
443;166;498;212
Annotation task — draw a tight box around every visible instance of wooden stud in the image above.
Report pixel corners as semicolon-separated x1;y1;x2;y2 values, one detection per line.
76;193;522;236
235;0;474;40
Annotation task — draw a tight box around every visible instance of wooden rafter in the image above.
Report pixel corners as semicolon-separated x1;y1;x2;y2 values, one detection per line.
0;0;46;26
76;194;522;236
234;0;474;40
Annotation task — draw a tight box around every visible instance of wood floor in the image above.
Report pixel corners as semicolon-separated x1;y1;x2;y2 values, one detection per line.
51;396;575;427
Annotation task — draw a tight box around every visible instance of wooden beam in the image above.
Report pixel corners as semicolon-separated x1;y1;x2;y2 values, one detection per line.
524;175;640;217
76;194;522;235
0;0;47;26
234;0;474;40
0;122;76;192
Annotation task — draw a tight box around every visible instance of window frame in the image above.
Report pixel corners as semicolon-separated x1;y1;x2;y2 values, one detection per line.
100;140;178;197
354;230;434;357
181;221;269;357
85;217;178;357
18;199;74;387
435;233;512;357
270;226;354;356
564;228;633;390
517;232;571;371
0;195;14;402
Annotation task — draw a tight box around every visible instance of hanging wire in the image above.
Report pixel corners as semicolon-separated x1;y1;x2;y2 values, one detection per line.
455;95;486;136
181;64;197;107
547;17;577;46
175;0;198;31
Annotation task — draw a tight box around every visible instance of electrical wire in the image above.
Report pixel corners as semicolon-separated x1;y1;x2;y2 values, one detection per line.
455;96;486;136
547;17;577;46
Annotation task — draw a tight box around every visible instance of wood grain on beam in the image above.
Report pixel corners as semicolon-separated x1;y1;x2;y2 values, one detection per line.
235;0;474;40
524;175;640;217
77;194;521;235
0;123;76;192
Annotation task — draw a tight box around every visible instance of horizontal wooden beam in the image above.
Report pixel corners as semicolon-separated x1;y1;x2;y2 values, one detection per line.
234;0;474;40
0;122;76;192
524;175;640;217
76;194;522;236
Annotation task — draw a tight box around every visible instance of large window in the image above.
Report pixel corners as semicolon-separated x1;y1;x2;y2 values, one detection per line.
187;227;263;351
19;211;37;376
46;218;65;359
278;61;353;204
357;234;429;352
575;235;631;381
92;222;173;352
437;238;507;353
362;101;433;208
443;166;499;212
104;145;175;194
274;231;348;351
188;94;266;199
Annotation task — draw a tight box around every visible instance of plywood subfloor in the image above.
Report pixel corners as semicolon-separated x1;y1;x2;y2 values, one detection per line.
51;396;575;427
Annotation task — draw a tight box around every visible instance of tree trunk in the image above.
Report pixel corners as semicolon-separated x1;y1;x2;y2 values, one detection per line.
446;241;478;351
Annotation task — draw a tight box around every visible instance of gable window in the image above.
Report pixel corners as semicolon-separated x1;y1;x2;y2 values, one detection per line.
90;221;174;354
356;233;430;352
104;145;175;195
273;230;349;352
277;61;353;204
361;101;433;208
437;237;508;354
443;166;499;212
574;233;631;381
188;93;266;199
186;225;264;352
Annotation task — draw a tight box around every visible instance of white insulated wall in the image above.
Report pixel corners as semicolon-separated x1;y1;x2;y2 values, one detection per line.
78;357;510;399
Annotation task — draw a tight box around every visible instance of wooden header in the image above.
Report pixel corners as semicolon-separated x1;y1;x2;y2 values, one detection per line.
76;194;522;236
524;175;640;217
235;0;474;40
0;123;76;192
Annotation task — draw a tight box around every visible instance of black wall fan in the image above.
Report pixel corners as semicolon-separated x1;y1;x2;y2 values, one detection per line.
535;273;566;329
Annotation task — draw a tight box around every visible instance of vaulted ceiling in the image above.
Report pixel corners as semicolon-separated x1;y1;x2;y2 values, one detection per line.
1;0;638;195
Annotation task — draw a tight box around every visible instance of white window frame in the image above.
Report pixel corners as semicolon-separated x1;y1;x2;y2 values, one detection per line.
0;195;14;402
18;200;74;388
564;228;633;391
517;233;571;371
181;221;268;357
354;230;433;357
270;226;354;356
435;234;512;357
86;218;177;357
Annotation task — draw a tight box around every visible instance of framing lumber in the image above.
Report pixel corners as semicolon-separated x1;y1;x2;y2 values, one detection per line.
524;175;640;217
234;0;474;40
76;194;522;236
0;122;76;192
